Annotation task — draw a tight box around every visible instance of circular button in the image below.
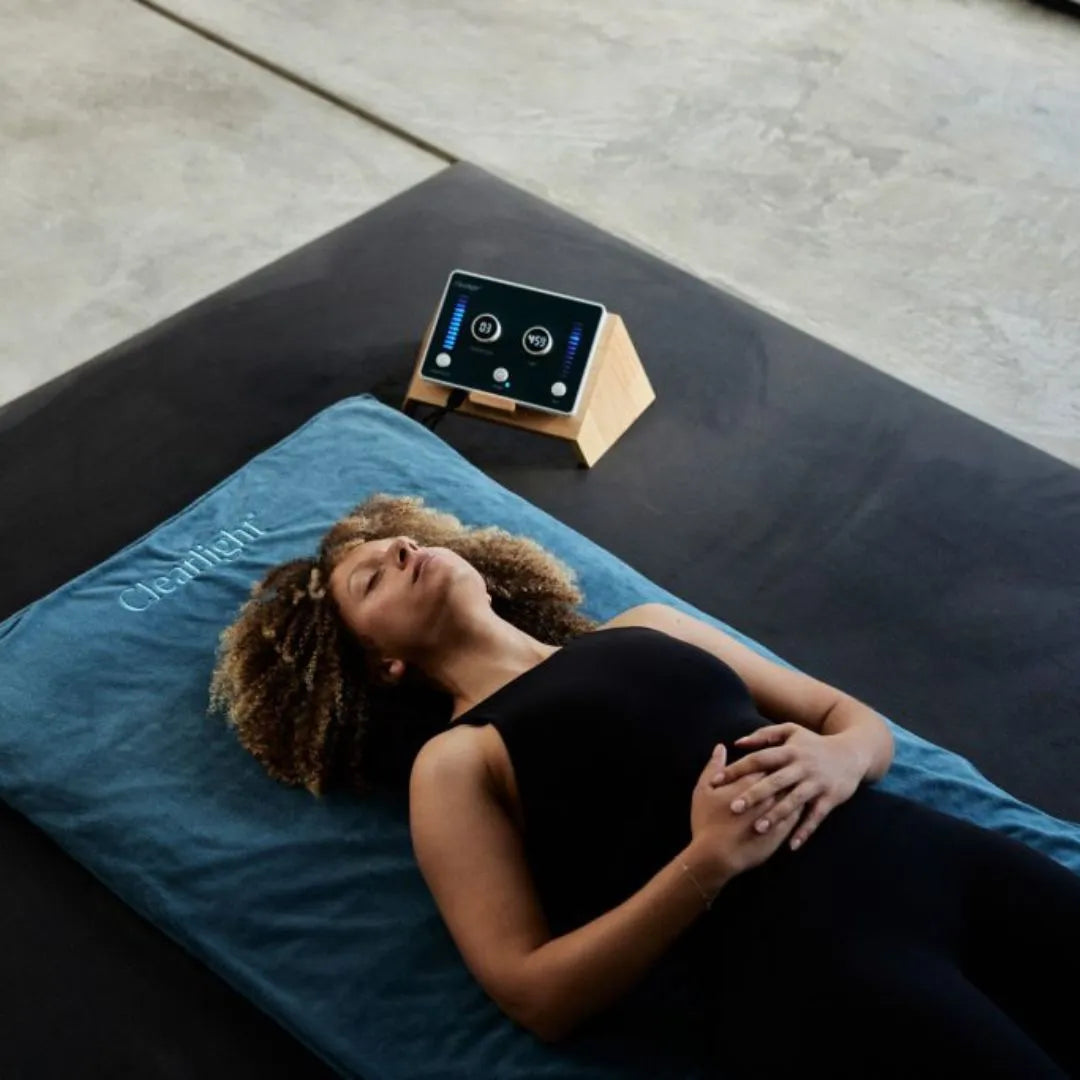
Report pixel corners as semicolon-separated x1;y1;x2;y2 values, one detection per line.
493;367;509;382
522;326;553;356
551;381;567;397
435;352;452;368
471;313;501;344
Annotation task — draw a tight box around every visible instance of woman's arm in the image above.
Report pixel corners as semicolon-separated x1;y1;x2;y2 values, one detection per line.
410;732;731;1044
820;696;894;782
524;837;730;1042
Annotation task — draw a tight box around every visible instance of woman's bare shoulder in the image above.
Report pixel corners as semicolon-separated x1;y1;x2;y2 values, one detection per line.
421;722;487;759
594;603;666;631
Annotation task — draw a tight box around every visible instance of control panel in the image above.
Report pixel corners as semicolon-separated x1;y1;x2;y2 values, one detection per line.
418;269;607;417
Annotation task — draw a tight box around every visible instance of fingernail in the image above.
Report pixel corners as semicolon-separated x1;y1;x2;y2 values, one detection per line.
731;799;745;813
791;839;802;850
756;819;770;832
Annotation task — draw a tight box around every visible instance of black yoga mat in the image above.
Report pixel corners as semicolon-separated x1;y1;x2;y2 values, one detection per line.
1;162;1076;1080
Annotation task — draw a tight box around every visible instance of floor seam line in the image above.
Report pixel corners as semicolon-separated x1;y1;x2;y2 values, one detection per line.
131;0;459;165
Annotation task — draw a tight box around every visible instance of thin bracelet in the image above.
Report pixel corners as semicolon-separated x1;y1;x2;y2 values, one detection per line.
679;857;716;911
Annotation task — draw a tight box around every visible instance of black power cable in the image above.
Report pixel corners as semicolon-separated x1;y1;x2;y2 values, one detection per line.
419;388;470;432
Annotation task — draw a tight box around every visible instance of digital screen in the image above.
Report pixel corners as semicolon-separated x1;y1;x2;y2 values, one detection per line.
419;269;607;417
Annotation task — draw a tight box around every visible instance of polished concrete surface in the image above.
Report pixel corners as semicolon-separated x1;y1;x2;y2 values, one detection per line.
0;0;444;405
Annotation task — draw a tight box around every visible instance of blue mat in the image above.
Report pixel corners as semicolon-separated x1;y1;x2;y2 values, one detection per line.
1;393;1077;1080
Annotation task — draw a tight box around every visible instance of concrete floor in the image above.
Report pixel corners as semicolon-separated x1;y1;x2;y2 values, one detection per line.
2;0;1078;467
0;0;443;405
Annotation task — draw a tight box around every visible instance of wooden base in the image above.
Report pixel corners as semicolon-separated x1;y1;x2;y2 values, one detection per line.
401;312;655;467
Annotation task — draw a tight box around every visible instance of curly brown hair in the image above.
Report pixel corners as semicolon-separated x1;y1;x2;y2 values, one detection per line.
207;493;600;799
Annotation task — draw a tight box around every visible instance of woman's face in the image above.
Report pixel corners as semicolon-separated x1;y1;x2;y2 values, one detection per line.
328;535;488;661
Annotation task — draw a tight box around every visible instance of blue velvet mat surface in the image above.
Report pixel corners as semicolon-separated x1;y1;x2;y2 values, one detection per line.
1;394;1076;1080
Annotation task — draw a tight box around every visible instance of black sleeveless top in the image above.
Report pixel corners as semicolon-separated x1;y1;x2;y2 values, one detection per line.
454;625;768;938
451;625;953;1067
453;625;1001;1071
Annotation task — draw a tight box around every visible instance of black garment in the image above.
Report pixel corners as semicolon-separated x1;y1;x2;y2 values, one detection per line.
454;627;1080;1078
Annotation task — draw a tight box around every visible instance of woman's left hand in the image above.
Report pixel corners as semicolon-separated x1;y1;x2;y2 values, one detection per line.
709;723;863;851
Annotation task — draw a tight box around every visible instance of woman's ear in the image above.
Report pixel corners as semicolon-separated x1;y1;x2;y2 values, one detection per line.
363;648;401;687
377;657;408;687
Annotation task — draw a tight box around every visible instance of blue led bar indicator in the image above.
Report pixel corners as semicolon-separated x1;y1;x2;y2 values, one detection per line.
562;322;584;374
442;296;469;351
565;324;583;353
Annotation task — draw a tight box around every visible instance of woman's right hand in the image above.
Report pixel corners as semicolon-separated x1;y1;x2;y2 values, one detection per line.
690;743;800;879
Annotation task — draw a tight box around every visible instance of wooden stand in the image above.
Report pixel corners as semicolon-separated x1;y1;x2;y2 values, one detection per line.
401;312;655;467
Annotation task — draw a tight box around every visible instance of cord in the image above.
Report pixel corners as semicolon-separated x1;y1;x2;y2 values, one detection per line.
421;387;470;431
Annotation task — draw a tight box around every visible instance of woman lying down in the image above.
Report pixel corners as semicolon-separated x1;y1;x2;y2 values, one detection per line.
209;493;1080;1079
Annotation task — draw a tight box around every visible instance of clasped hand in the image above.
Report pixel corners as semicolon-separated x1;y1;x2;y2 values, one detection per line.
709;723;862;851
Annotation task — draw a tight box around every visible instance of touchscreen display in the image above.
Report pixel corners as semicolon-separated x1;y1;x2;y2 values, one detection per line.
419;270;607;417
